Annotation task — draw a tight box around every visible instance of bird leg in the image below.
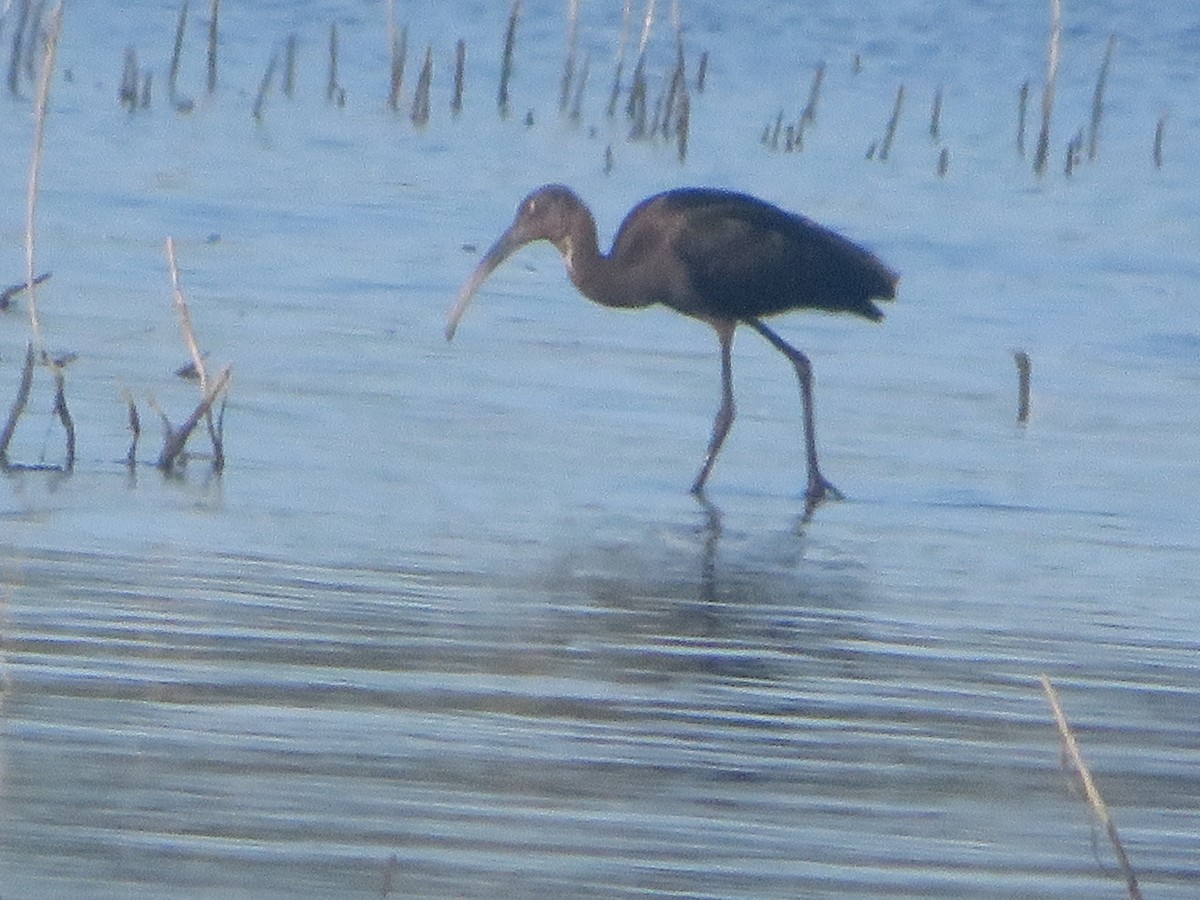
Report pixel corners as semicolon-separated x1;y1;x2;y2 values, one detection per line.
690;320;737;494
746;318;844;509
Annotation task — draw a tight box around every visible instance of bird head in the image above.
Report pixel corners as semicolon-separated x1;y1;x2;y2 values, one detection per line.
446;184;583;341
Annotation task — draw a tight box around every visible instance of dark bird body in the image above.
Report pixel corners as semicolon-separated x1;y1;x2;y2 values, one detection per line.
447;184;898;510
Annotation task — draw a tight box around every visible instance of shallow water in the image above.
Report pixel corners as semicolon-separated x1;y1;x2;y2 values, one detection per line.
1;1;1199;897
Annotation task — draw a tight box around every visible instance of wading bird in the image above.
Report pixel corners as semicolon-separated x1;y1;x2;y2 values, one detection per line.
446;184;897;511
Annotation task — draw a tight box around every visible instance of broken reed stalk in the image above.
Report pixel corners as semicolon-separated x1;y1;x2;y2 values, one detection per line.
626;54;647;135
206;0;219;94
559;0;580;114
1013;350;1031;423
929;84;943;140
326;22;340;104
162;237;230;472
1039;676;1143;900
252;49;277;122
166;238;208;392
695;50;707;93
6;0;31;97
1087;34;1116;161
168;0;187;103
388;25;407;111
451;38;465;114
607;0;633;117
156;366;231;471
1152;115;1165;169
661;44;685;139
120;46;139;109
410;45;431;126
1034;0;1062;176
675;91;689;162
878;83;904;161
568;51;589;121
122;387;140;467
800;61;825;127
53;365;74;470
283;34;296;98
498;0;521;116
1016;79;1030;156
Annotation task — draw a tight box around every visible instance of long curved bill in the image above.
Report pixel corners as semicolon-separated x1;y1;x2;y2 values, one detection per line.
445;226;525;341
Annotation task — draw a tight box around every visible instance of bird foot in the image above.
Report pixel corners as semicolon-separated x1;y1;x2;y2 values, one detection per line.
805;474;844;511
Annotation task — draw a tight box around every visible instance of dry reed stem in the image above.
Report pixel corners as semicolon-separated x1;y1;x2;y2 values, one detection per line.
26;1;63;356
675;91;689;162
1152;115;1165;169
410;45;431;126
156;365;231;471
1087;35;1116;161
388;25;407;111
1039;676;1143;900
169;0;188;102
1034;0;1061;176
498;0;521;115
1013;350;1031;423
165;237;228;468
1017;79;1030;156
122;386;141;467
636;0;656;59
569;51;589;122
929;84;943;140
206;0;220;93
283;34;297;98
695;50;707;93
252;49;277;122
879;83;904;161
607;0;633;117
52;365;74;470
120;47;138;109
0;344;35;465
6;0;31;97
800;61;825;127
559;0;580;114
166;237;209;393
326;22;340;104
452;38;465;114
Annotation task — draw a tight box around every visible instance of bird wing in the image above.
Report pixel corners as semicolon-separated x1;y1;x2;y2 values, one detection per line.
669;191;896;321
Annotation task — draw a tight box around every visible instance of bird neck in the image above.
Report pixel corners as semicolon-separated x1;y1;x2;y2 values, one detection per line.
557;215;649;310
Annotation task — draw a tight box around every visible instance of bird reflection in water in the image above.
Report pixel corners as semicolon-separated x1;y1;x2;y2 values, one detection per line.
448;184;898;516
